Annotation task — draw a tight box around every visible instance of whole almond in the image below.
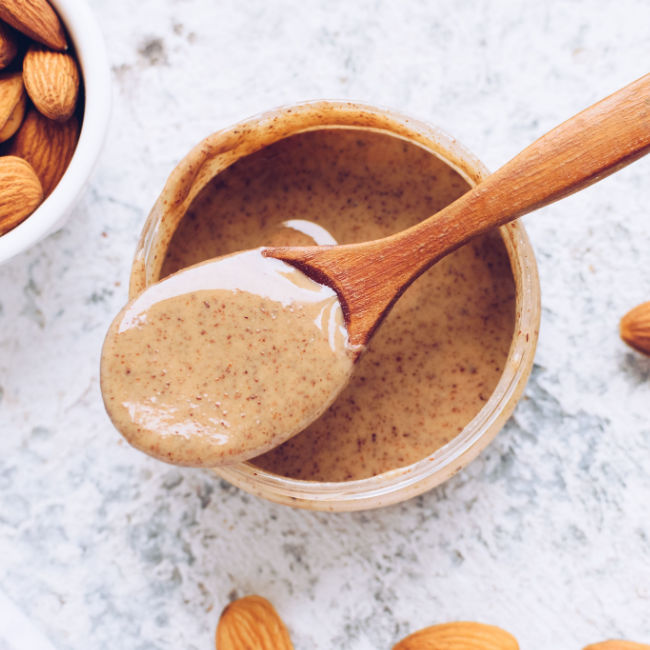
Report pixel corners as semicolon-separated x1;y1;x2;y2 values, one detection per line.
0;70;26;141
0;0;67;51
0;85;25;141
216;595;294;650
23;44;79;121
393;621;519;650
620;301;650;356
0;19;18;68
584;642;650;650
0;155;43;235
9;107;79;196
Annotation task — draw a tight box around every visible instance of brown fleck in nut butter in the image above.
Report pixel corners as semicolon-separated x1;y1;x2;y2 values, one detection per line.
161;127;516;481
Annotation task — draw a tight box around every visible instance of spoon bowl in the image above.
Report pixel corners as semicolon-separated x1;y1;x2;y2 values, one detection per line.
101;248;357;467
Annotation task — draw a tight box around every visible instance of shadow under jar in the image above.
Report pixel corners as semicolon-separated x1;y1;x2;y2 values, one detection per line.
130;101;541;512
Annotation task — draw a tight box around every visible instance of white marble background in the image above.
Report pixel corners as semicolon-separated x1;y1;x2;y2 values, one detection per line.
1;0;649;648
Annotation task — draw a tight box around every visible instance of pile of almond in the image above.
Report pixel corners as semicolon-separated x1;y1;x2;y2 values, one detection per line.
215;595;650;650
0;0;81;236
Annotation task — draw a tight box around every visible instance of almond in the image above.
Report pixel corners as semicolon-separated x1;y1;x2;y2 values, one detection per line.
393;621;519;650
216;595;294;650
0;69;26;141
0;155;43;235
0;19;18;68
620;301;650;356
0;0;67;51
23;43;79;121
9;107;79;196
0;84;25;140
584;642;650;650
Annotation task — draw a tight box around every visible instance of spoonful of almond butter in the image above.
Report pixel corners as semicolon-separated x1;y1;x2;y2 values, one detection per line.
101;73;650;468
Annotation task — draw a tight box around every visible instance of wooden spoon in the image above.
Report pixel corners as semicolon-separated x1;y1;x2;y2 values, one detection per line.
265;73;650;348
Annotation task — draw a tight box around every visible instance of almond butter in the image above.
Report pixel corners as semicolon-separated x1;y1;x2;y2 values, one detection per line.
9;107;78;196
0;155;43;235
23;43;79;121
584;642;650;650
620;301;650;356
0;69;26;141
216;595;294;650
0;19;18;68
393;621;519;650
0;0;67;51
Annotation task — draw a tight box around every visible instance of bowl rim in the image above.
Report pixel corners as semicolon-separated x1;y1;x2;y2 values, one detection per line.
0;0;111;266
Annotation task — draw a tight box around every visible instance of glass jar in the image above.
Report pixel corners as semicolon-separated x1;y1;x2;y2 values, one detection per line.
130;101;541;512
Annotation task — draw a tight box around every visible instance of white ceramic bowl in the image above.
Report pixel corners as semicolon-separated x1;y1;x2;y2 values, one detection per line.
0;0;111;265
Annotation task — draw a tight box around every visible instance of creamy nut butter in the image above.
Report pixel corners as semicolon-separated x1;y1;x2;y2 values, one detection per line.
101;249;356;466
158;127;516;481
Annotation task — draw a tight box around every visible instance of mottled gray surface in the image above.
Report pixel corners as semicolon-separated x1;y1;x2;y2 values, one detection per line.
1;0;649;648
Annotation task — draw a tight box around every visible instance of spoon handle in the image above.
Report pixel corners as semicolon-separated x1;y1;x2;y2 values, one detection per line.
396;72;650;275
266;74;650;345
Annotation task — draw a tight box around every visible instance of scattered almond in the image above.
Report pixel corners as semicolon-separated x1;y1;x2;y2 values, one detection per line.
23;43;79;121
584;642;650;650
9;107;79;196
620;301;650;356
0;69;26;142
393;621;519;650
0;155;43;235
0;0;67;51
216;595;294;650
0;18;18;68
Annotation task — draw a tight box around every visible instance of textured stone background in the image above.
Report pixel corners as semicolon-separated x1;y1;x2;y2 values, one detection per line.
1;0;649;648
